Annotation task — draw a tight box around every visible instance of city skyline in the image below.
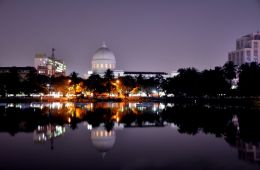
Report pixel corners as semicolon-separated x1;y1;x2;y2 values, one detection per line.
0;0;260;76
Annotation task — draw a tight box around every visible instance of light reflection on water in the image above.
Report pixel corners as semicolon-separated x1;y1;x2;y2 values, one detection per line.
0;102;260;170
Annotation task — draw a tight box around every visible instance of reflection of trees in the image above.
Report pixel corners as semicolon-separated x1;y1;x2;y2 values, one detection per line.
161;105;231;136
1;103;260;146
0;107;50;135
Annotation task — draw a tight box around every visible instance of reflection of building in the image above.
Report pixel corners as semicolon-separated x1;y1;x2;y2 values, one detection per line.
33;124;66;150
34;48;66;77
228;32;260;66
237;140;260;162
90;126;116;157
87;43;174;78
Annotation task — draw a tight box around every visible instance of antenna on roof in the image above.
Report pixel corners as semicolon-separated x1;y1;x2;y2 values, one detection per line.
51;48;55;59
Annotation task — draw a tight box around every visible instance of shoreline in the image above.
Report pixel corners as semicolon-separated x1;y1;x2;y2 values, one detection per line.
0;96;259;106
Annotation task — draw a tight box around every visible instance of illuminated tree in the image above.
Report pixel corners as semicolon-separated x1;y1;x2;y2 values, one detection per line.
119;75;136;97
104;69;115;97
85;74;105;97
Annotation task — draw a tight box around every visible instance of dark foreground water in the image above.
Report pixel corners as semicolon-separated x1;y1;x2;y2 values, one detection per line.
0;102;260;170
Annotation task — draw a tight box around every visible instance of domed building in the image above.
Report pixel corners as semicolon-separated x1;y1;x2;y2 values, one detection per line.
86;42;170;79
91;43;116;74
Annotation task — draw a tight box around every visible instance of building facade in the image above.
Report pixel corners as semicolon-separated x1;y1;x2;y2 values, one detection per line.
0;66;36;80
34;48;66;77
228;32;260;66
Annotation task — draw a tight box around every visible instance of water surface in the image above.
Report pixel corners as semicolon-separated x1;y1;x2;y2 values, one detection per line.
0;102;259;170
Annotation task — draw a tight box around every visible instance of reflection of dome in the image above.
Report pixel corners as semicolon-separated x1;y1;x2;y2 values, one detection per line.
91;43;116;73
91;126;116;154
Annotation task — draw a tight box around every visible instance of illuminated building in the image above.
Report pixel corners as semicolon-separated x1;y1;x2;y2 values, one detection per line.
34;48;66;77
87;43;174;78
91;42;116;73
228;32;260;66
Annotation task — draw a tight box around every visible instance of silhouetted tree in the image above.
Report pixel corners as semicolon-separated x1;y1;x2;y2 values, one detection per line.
103;69;115;96
22;69;45;95
6;67;22;96
201;67;229;96
119;75;136;97
175;67;202;96
85;74;105;96
238;62;260;96
223;61;237;88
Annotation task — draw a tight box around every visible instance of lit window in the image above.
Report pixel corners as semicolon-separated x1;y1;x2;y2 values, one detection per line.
105;64;108;68
109;64;112;68
96;64;99;68
101;64;103;68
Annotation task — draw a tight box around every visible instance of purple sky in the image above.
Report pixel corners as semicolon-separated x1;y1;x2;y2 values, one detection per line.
0;0;260;76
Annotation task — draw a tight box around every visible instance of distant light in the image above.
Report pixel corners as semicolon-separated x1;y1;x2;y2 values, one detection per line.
152;90;157;94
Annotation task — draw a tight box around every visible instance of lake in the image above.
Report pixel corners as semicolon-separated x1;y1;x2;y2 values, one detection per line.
0;102;259;170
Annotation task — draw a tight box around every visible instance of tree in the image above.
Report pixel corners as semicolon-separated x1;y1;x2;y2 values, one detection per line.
85;74;105;97
119;75;136;97
69;72;82;95
201;67;229;96
6;67;22;96
223;61;237;88
238;62;260;96
22;68;45;95
0;73;9;97
51;76;70;96
175;67;202;96
103;69;115;97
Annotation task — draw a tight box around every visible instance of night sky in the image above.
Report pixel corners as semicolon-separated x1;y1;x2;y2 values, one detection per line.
0;0;260;76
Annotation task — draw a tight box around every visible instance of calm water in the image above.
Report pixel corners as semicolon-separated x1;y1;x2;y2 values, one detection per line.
0;102;260;170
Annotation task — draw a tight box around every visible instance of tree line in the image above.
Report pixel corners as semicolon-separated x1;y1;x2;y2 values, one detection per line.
1;61;260;98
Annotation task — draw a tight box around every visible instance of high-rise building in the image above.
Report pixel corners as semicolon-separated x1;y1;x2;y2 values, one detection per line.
34;48;66;77
228;32;260;66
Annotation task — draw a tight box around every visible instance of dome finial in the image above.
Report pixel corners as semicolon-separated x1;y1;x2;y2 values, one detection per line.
102;42;107;48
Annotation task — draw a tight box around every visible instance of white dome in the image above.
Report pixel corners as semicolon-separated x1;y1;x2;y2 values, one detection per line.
91;43;116;73
91;127;116;154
